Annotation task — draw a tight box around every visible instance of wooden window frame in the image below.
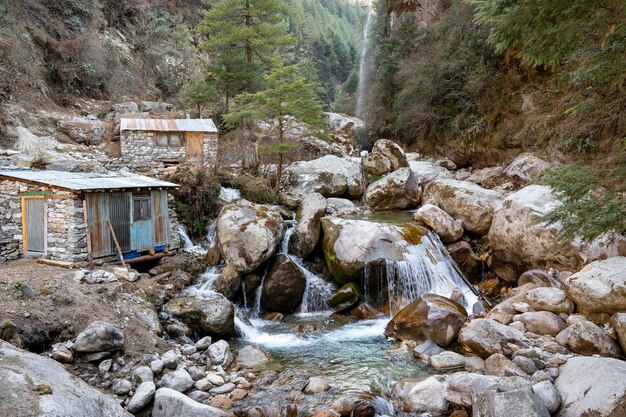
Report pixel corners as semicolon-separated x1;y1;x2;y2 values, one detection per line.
154;132;184;148
132;194;151;221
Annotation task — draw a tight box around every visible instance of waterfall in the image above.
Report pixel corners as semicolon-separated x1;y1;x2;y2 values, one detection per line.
177;224;207;255
356;4;373;119
279;220;335;315
382;232;479;314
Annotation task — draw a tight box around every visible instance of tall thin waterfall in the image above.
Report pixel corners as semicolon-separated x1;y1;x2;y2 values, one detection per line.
177;224;207;255
355;5;373;119
384;232;479;314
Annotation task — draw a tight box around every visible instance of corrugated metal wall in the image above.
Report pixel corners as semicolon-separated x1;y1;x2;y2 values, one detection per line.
109;192;132;252
86;193;112;257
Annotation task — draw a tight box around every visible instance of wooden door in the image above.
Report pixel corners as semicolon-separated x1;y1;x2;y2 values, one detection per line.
131;193;154;251
152;190;168;246
23;197;46;253
185;132;204;162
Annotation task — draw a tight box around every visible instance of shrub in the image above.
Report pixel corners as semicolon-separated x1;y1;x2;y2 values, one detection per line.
169;164;222;238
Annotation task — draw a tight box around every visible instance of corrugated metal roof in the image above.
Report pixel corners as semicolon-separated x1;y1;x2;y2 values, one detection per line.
120;118;218;133
0;170;179;192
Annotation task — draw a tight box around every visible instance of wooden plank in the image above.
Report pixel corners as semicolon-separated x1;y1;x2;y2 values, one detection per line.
106;219;127;268
83;199;93;270
185;131;204;161
38;259;73;269
152;190;167;245
21;196;27;254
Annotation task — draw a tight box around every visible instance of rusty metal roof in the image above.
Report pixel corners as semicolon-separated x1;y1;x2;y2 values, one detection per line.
120;118;218;133
0;170;179;192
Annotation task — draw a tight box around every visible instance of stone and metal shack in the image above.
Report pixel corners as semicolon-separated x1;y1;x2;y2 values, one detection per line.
0;170;180;263
119;118;219;172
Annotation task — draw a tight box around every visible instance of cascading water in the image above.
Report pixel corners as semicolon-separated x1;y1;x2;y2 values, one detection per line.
355;4;373;119
177;224;207;255
374;231;479;314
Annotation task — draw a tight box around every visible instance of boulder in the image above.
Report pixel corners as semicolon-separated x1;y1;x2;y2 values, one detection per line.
532;381;561;414
364;168;421;210
488;186;625;282
446;241;482;279
443;372;530;407
260;254;306;313
555;320;620;358
484;353;527;378
215;265;242;301
413;204;463;243
73;321;124;353
236;346;271;368
325;198;361;216
327;283;360;312
392;376;448;413
51;343;73;363
465;166;507;189
112;102;139;113
279;155;365;208
408;160;453;184
486;284;536;324
331;397;354;416
458;318;530;358
563;257;626;315
518;269;563;289
512;311;566;336
525;287;574;314
324;112;364;132
423;179;502;236
208;340;233;368
371;139;408;170
127;381;156;413
160;369;194;393
152;388;233;417
0;341;132;417
362;152;393;176
609;312;626;353
216;201;285;274
321;217;427;284
163;294;235;337
289;192;327;258
472;386;550;417
303;377;331;394
429;351;467;370
384;294;467;347
554;357;626;417
502;153;551;185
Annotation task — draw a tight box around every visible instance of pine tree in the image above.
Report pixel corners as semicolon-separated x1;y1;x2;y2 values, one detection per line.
197;0;295;93
224;63;326;185
181;81;218;117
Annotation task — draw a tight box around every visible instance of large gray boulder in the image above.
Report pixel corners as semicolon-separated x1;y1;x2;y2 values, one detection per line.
443;372;530;407
152;388;233;417
127;382;156;413
384;293;467;347
423;179;502;236
321;217;426;284
564;256;626;315
364;167;421;210
160;369;194;393
260;254;306;313
525;287;574;314
409;160;453;185
413;204;464;243
472;386;550;417
392;376;448;413
163;294;235;337
0;341;132;417
512;311;566;337
289;192;327;258
458;318;530;359
362;152;393;176
236;346;271;368
502;153;551;185
371;139;408;170
555;320;620;358
216;201;285;274
554;357;626;417
73;321;124;353
610;312;626;353
488;185;625;282
279;155;364;208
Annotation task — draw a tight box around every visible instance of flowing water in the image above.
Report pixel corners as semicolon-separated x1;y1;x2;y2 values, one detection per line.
356;5;373;119
177;224;207;255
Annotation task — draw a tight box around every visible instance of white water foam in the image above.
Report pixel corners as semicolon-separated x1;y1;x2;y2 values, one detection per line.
177;224;207;255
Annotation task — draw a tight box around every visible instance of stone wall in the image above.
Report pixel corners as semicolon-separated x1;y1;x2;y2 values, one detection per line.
167;193;181;250
0;180;23;262
0;181;87;262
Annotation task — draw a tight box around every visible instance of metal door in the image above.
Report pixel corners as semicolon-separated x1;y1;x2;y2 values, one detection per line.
131;194;154;251
109;192;131;252
24;198;45;253
86;193;112;257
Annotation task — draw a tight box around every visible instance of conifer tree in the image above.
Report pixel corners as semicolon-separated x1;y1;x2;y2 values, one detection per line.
197;0;295;93
224;63;326;185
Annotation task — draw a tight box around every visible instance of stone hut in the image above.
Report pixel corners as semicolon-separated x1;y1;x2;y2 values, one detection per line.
0;170;180;264
119;118;219;173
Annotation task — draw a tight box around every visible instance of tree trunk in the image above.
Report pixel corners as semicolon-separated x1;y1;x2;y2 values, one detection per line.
276;107;284;188
245;0;253;91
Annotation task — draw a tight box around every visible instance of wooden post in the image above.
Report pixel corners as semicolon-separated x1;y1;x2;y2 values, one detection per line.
82;199;94;270
106;219;127;268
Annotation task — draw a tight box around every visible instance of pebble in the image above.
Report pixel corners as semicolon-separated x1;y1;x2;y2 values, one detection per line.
186;366;206;381
111;378;132;395
194;378;214;391
161;350;178;370
99;359;113;374
211;394;233;409
209;382;235;395
331;397;354;416
150;359;164;375
195;336;212;350
205;372;225;386
133;366;154;384
182;344;197;356
231;388;248;400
